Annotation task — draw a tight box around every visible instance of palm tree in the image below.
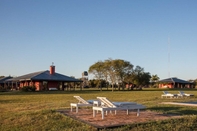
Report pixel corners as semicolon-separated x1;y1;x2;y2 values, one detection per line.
151;74;160;88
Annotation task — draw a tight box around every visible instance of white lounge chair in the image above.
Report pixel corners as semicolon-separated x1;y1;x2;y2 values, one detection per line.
178;91;194;98
70;96;92;113
92;97;145;119
161;91;178;98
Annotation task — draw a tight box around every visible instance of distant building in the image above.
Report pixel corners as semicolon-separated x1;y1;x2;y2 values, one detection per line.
6;65;82;91
158;77;194;88
0;76;14;87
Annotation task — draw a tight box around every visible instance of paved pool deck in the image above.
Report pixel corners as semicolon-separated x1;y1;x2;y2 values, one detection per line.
57;109;182;130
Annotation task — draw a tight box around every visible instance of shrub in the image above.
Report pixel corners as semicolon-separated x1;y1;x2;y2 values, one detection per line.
0;86;4;91
21;86;36;92
0;86;10;92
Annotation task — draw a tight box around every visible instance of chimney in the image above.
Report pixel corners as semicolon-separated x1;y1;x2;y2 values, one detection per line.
50;63;55;75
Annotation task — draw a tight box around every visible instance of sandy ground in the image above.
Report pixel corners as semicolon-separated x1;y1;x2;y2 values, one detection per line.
57;108;182;129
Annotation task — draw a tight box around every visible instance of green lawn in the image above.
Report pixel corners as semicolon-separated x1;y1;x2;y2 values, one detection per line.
1;88;197;131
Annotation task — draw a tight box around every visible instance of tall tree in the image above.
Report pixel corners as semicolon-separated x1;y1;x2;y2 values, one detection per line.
104;59;117;91
150;74;160;88
102;62;110;90
89;58;134;91
131;66;151;89
112;59;133;90
151;74;160;83
88;61;104;91
88;59;150;91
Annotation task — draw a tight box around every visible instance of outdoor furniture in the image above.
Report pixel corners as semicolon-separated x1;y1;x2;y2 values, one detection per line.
70;96;93;113
178;91;194;98
92;97;146;119
87;99;102;106
161;91;178;98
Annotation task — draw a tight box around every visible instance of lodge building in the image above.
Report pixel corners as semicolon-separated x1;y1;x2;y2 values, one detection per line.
4;65;82;91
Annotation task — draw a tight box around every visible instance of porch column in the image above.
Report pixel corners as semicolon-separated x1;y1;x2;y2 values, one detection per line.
12;82;13;90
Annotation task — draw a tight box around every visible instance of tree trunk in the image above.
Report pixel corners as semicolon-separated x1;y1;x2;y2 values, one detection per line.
99;81;102;91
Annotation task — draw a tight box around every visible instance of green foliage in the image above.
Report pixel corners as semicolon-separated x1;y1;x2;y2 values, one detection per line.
21;86;36;92
125;66;151;87
151;74;160;82
89;59;153;90
193;79;197;88
89;79;108;88
150;74;160;88
0;86;5;91
89;58;134;91
0;76;5;79
0;86;11;92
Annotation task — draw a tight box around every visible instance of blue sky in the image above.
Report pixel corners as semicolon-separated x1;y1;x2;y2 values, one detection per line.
0;0;197;80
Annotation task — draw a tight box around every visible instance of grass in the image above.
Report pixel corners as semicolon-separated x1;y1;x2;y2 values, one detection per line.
1;88;197;131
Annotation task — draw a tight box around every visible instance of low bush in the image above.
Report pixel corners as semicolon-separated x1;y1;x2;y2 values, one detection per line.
0;86;10;92
21;86;36;92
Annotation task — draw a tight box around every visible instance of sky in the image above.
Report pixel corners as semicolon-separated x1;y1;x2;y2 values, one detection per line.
0;0;197;80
